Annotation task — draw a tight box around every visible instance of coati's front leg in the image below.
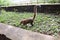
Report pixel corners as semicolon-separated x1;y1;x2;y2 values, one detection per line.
30;22;33;26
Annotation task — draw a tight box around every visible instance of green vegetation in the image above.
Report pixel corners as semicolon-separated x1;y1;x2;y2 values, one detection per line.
0;0;10;6
0;10;60;36
32;0;60;3
48;0;60;3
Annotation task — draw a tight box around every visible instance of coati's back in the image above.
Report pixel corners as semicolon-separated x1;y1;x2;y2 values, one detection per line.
20;19;33;25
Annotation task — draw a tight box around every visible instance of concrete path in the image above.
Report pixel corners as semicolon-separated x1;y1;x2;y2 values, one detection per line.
0;23;59;40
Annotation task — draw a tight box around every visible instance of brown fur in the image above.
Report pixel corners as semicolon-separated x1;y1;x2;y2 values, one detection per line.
20;6;37;26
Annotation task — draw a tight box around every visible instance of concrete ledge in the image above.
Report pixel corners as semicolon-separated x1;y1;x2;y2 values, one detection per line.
0;23;58;40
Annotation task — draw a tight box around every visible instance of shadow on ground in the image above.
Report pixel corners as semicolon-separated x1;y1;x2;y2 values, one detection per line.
0;34;11;40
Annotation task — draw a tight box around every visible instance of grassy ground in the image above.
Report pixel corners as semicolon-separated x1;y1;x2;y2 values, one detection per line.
0;10;60;36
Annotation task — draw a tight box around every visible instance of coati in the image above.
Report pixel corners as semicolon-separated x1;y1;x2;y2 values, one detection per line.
20;5;37;26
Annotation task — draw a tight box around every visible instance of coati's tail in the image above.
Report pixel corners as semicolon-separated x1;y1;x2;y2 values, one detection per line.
33;5;37;20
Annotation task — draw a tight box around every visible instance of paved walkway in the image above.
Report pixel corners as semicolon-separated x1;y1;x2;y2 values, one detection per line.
0;23;59;40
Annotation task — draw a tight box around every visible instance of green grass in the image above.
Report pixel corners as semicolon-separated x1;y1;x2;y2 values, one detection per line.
0;10;60;36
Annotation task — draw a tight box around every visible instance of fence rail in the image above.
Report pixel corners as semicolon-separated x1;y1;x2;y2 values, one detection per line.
1;0;60;7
